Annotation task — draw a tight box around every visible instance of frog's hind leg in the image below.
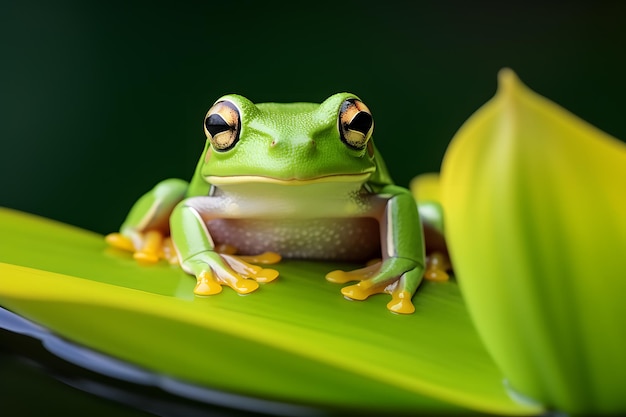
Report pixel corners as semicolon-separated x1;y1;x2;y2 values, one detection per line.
420;206;452;282
413;174;453;281
325;263;380;284
182;251;280;296
214;244;282;265
106;178;188;263
424;251;451;282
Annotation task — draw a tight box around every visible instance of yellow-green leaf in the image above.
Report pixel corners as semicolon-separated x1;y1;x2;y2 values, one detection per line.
0;207;539;415
441;69;626;414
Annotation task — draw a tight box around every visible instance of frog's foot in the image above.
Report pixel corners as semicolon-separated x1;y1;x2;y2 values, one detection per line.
183;251;279;296
161;237;179;264
214;244;282;265
105;231;178;264
105;232;135;252
326;257;423;314
424;252;451;282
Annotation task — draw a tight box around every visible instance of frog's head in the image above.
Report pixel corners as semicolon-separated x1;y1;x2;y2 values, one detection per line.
198;93;378;188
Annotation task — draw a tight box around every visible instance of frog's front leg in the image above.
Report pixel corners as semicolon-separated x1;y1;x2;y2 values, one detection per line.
170;197;280;296
106;179;188;263
326;185;425;314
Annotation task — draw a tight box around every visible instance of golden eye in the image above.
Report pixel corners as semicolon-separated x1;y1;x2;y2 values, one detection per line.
204;100;240;151
338;99;374;150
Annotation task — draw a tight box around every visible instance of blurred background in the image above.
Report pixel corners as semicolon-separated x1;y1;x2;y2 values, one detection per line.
2;1;625;235
1;2;626;415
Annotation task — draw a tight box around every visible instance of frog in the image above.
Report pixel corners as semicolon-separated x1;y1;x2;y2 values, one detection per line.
106;93;448;314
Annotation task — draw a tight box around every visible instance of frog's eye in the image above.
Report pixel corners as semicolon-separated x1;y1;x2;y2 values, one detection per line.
204;100;240;151
338;99;374;150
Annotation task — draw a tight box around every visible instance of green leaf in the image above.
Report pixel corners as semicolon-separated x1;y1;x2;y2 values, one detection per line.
441;69;626;414
0;208;539;415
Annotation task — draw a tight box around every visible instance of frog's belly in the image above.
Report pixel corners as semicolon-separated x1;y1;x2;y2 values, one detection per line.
207;218;380;262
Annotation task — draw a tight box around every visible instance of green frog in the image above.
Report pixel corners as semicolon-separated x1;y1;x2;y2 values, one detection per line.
107;93;447;314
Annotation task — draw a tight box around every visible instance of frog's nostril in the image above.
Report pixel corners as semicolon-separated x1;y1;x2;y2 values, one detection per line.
269;137;315;151
299;139;316;154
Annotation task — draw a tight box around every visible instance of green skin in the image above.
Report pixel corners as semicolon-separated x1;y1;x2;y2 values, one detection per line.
116;93;425;314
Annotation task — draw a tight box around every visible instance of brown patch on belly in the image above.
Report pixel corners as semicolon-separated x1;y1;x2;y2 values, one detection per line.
207;217;380;263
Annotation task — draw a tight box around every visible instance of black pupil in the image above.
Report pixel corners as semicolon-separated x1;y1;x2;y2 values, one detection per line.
348;112;372;135
205;114;231;137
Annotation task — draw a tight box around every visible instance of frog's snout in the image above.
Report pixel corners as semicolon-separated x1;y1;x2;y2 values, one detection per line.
270;137;317;153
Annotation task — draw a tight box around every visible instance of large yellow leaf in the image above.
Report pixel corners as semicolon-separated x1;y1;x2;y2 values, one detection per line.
441;69;626;414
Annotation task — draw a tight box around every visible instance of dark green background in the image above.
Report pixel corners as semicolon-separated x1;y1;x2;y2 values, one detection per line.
1;2;626;415
2;1;625;235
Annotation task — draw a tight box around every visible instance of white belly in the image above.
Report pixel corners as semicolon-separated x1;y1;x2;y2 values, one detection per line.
207;217;380;262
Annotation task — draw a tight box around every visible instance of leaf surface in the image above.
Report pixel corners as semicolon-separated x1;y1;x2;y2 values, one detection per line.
0;208;540;414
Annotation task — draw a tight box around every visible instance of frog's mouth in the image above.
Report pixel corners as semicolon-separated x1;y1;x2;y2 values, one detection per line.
205;172;372;186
